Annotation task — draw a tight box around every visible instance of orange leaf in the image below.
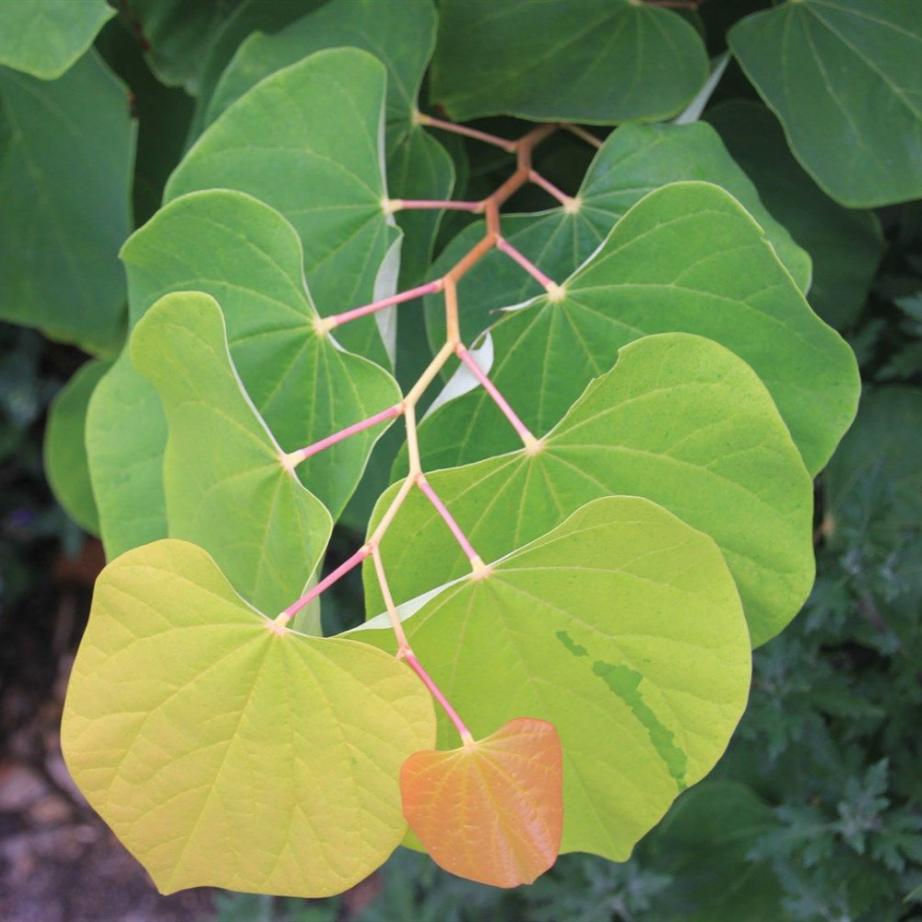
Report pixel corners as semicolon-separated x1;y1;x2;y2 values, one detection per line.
400;717;563;888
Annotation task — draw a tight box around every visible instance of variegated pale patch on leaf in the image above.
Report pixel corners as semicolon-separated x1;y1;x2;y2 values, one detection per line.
357;496;753;861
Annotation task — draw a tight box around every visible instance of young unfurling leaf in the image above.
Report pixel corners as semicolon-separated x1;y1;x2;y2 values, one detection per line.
401;718;563;888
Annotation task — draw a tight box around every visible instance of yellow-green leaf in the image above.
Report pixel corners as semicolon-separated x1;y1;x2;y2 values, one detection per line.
61;539;435;897
357;496;752;861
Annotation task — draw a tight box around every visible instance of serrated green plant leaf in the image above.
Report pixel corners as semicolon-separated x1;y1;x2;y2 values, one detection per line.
166;47;399;365
0;51;133;352
357;496;752;861
368;334;814;647
431;0;709;123
44;358;110;535
206;0;453;288
647;782;783;921
824;387;922;546
61;538;435;897
414;182;859;477
707;101;883;330
0;0;113;79
130;292;332;617
425;120;812;352
729;0;922;207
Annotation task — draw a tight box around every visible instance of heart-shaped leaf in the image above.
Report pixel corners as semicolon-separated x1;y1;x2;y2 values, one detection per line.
414;181;859;476
729;0;922;207
61;539;435;896
131;292;332;617
123;190;401;520
88;47;405;557
357;496;752;861
166;46;399;364
401;718;563;888
431;0;708;123
370;333;814;647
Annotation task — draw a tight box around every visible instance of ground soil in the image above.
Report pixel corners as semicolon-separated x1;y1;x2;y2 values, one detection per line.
0;538;216;922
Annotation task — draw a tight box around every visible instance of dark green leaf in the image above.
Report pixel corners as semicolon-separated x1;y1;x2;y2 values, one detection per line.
431;0;709;123
0;51;133;352
729;0;922;207
707;100;883;330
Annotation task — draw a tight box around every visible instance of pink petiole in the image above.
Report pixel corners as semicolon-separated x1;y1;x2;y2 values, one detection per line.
323;279;443;329
287;404;402;466
455;344;539;449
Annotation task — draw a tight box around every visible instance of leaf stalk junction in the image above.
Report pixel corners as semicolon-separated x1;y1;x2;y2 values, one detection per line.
275;118;594;744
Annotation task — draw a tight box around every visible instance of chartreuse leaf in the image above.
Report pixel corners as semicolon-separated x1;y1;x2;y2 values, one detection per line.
358;496;752;861
0;51;133;353
207;0;453;287
122;190;401;520
130;292;332;618
401;718;563;888
61;539;435;897
729;0;922;207
44;359;110;535
431;0;708;123
371;334;814;647
166;47;399;365
0;0;113;79
415;182;859;477
425;121;812;353
707;101;883;330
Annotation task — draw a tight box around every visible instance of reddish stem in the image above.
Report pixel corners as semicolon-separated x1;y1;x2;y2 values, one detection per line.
562;123;603;149
288;404;402;465
417;113;517;153
529;170;573;207
404;651;474;744
496;237;557;291
397;199;483;212
455;344;538;448
325;279;443;329
276;546;370;624
416;474;481;563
